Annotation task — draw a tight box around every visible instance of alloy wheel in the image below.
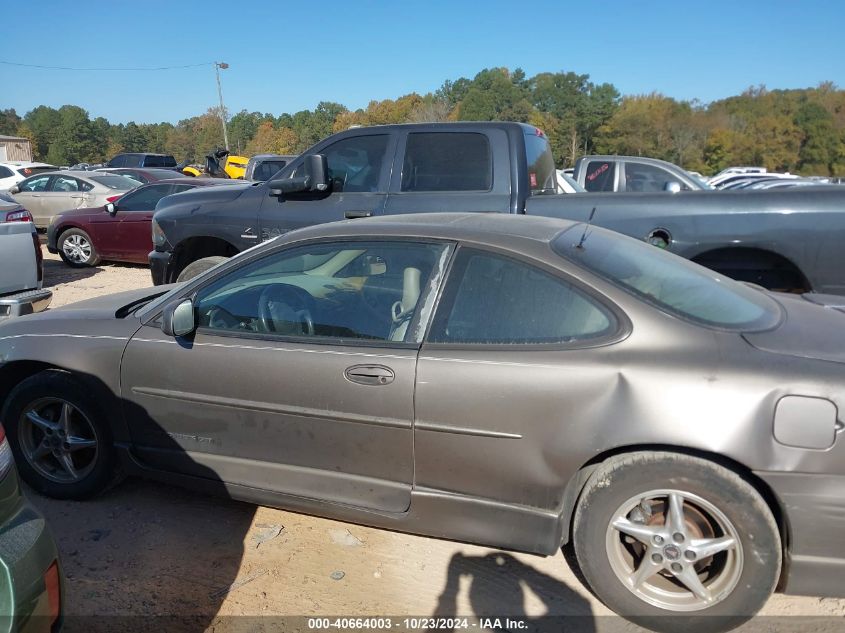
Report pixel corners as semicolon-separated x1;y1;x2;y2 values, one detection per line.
605;488;743;612
18;397;99;484
62;234;92;263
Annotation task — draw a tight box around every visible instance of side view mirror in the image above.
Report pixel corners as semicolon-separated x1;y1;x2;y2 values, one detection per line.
8;185;20;194
105;202;117;215
160;298;196;337
268;154;329;196
664;181;682;193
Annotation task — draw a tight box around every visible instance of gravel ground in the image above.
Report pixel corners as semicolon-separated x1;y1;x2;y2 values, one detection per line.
25;247;845;631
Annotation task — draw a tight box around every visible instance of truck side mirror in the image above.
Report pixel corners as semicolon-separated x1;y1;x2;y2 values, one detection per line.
268;154;329;196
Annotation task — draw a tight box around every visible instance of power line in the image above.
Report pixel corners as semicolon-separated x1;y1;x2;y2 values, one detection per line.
0;60;215;71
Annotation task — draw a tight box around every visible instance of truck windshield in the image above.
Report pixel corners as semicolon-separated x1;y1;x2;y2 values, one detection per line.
524;130;556;195
552;226;782;331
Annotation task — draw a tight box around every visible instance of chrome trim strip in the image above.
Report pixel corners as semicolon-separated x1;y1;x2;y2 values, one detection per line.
414;420;522;439
131;386;410;430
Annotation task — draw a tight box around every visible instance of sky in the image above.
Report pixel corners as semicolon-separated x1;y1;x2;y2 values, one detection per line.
2;0;844;125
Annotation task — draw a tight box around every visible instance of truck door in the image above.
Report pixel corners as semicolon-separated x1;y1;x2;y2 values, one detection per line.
257;132;397;239
383;129;512;216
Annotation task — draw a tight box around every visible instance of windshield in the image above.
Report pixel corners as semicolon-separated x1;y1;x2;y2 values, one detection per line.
90;175;137;190
552;226;781;331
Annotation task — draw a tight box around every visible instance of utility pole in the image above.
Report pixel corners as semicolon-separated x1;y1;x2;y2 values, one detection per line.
214;62;230;150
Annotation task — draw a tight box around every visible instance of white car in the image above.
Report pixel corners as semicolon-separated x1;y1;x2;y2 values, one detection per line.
0;162;57;191
556;169;585;193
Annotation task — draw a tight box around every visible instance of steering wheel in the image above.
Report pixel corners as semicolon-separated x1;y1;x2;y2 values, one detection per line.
258;283;315;336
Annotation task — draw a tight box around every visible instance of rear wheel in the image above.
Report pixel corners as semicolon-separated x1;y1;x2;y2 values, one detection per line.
572;452;780;633
3;371;119;499
58;228;100;267
176;256;229;283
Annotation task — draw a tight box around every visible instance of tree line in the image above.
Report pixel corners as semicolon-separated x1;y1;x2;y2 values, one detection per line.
2;68;844;176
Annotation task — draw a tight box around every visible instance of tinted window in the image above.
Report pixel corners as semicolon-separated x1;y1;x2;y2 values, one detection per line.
195;241;451;343
584;161;616;192
118;184;173;211
19;175;51;192
525;131;557;195
253;160;288;181
319;135;389;193
625;163;689;192
401;133;492;192
50;176;81;192
90;176;136;190
107;155;127;168
143;155;177;168
553;226;781;331
0;166;12;178
429;249;613;345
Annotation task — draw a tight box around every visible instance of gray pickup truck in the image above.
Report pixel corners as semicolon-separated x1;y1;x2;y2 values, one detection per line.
150;122;845;295
573;155;709;193
0;194;51;321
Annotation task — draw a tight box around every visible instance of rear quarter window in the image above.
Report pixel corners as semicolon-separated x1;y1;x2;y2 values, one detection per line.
401;133;492;192
584;161;616;192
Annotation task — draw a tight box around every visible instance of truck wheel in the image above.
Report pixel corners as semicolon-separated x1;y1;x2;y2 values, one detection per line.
176;256;229;283
571;451;780;633
58;228;100;267
3;371;120;499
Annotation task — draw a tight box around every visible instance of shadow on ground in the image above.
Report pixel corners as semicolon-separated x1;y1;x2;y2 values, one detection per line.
432;552;595;632
27;478;256;631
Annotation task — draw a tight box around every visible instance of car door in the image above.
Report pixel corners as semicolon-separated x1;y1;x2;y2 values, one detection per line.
257;132;397;239
383;128;512;215
40;175;88;224
121;238;453;512
413;246;626;515
13;174;52;226
87;183;166;261
117;183;182;262
0;166;15;191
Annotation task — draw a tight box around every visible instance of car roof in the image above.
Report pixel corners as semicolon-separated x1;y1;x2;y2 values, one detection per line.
0;161;55;168
274;212;581;249
156;177;243;186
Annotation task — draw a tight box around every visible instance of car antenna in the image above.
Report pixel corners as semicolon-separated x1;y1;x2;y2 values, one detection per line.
576;207;597;249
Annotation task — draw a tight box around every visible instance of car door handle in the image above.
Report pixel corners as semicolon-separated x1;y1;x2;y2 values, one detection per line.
345;210;373;219
344;364;395;386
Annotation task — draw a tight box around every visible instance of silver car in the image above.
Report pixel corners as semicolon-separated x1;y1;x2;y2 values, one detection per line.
1;213;845;631
7;170;136;229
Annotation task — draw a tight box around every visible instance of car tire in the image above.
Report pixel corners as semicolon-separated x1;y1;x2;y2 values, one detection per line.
58;228;100;267
176;256;229;283
571;451;780;633
3;370;120;500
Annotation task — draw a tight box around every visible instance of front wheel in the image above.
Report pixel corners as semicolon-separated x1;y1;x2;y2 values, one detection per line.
58;228;100;267
571;452;781;633
176;256;229;283
3;371;119;499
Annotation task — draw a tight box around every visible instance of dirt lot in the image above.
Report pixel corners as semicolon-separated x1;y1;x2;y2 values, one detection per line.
26;248;845;631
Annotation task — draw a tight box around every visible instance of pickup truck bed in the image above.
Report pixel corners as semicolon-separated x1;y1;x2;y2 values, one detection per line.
0;203;52;321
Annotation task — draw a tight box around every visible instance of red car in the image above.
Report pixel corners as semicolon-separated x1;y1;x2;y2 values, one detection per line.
46;178;236;267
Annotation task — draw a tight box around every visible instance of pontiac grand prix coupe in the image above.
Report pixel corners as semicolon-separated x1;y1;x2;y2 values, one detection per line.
1;213;844;631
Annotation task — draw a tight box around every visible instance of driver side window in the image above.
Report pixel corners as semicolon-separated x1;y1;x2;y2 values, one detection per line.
194;240;451;344
297;135;390;193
